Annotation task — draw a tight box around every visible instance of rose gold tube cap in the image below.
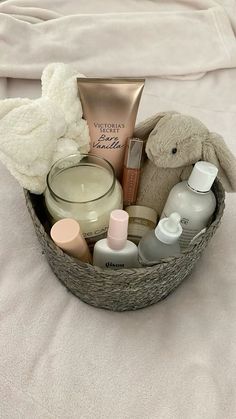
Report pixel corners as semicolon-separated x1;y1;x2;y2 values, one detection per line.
107;209;129;250
50;218;92;263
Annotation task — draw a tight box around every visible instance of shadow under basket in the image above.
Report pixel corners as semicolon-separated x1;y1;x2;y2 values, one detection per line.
24;180;225;312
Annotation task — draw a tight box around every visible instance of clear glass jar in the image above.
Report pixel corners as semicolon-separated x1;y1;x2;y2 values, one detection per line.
44;154;123;246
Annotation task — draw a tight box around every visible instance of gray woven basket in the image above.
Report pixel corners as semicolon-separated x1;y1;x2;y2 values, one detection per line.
24;179;225;311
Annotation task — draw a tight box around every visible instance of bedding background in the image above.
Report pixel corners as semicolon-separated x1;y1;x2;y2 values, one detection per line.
0;1;236;418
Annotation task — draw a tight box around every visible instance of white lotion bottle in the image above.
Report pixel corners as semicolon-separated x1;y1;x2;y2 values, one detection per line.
138;212;182;265
161;161;218;249
93;209;140;269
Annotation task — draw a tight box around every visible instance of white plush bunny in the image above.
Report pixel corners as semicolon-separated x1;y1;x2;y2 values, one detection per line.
134;112;236;216
0;63;90;193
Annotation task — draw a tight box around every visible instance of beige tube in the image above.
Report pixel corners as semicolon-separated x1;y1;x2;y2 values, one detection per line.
77;78;145;179
50;218;92;264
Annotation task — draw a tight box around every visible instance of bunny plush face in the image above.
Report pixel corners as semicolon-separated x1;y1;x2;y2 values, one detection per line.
146;114;209;168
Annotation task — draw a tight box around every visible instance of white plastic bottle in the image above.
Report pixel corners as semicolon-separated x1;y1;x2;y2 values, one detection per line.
161;161;218;249
138;212;182;265
93;209;140;269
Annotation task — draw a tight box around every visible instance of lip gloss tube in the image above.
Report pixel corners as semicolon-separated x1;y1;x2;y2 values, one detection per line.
122;138;144;207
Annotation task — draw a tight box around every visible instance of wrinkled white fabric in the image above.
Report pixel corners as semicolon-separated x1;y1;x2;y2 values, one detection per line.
0;1;236;79
0;63;90;193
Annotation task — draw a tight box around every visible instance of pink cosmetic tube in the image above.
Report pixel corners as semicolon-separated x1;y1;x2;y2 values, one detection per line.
50;218;92;264
77;78;145;179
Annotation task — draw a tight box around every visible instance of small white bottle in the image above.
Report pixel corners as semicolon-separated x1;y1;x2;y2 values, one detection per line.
161;161;218;249
93;209;140;269
138;212;182;265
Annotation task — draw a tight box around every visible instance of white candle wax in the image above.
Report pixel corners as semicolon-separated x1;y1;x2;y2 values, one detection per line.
45;164;123;243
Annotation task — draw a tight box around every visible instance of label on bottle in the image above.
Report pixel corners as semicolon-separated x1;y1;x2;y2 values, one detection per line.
123;169;139;206
179;227;201;248
162;212;202;249
105;261;125;269
90;121;127;178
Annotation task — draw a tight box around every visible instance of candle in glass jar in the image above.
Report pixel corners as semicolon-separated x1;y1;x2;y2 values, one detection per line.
45;154;123;245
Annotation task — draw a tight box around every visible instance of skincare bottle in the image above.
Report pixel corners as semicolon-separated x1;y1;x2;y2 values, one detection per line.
93;209;139;269
138;213;182;266
50;218;92;263
161;161;218;249
122;138;144;206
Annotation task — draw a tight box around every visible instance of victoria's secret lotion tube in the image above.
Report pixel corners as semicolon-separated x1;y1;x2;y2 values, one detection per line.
77;78;145;178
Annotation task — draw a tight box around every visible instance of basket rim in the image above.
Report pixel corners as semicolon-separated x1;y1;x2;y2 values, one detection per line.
24;178;225;276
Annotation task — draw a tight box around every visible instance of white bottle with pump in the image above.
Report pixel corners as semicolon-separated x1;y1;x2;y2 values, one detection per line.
161;161;218;249
93;209;140;269
138;212;182;265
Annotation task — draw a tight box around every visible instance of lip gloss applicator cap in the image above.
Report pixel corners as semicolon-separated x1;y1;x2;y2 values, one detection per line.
124;138;143;169
107;210;129;250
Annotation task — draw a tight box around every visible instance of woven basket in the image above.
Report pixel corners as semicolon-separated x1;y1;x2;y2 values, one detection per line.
24;179;225;311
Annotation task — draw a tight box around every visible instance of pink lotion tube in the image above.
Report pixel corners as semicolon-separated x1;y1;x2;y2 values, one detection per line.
77;78;145;179
50;218;92;264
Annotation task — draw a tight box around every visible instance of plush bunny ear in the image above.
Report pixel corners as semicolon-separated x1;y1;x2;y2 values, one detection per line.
41;62;85;121
202;132;236;191
134;111;178;142
41;63;90;151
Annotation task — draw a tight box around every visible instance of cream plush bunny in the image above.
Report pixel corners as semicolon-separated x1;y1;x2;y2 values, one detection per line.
134;111;236;217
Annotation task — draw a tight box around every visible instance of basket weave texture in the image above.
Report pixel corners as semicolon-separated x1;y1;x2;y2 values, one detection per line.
24;179;225;311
